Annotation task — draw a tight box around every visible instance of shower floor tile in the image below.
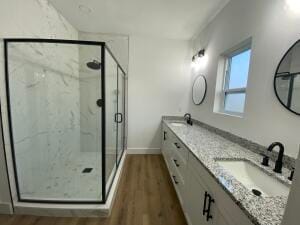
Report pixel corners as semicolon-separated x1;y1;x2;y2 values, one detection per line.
21;152;102;201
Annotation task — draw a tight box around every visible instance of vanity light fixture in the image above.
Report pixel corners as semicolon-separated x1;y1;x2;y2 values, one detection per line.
192;49;205;62
191;49;206;70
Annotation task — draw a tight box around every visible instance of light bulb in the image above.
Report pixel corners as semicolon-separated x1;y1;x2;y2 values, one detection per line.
286;0;300;13
191;55;208;71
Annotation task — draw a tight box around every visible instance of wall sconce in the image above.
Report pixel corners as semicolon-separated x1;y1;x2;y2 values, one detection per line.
191;49;207;70
192;49;205;62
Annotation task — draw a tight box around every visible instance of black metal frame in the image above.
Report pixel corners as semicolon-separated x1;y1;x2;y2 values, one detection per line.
116;65;126;167
274;39;300;116
192;75;207;105
3;38;127;204
103;46;127;200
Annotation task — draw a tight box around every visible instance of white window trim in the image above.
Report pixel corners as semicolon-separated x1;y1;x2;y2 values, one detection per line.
221;45;251;116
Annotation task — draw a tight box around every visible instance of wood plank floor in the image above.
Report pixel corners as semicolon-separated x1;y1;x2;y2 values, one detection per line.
0;155;187;225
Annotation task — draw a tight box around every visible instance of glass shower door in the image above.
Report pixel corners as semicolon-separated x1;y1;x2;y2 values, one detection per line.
104;48;118;194
117;67;125;164
5;40;104;202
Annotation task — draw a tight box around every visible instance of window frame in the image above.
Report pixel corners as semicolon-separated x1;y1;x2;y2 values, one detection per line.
222;45;251;116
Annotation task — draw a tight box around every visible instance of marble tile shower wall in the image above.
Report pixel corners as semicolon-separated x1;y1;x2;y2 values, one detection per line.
0;0;79;201
7;42;81;195
79;45;102;153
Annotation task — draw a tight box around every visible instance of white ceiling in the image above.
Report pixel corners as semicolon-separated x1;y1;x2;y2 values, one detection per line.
49;0;230;40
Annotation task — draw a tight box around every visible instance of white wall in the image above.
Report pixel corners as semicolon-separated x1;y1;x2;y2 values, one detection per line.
189;0;300;158
127;35;191;153
0;0;77;212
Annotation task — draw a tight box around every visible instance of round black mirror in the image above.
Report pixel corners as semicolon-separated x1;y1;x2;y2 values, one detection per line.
274;40;300;115
192;75;207;105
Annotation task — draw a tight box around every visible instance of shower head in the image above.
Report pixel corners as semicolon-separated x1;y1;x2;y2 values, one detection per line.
87;60;101;70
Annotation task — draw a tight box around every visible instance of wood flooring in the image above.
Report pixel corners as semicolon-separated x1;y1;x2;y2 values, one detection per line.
0;155;187;225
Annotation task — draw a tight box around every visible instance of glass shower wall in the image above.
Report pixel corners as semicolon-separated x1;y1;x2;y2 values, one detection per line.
117;67;125;164
104;47;126;195
104;48;118;194
5;41;103;202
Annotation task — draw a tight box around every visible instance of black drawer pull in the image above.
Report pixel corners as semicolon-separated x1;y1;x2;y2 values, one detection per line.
174;143;181;149
203;192;215;221
163;131;167;140
172;175;179;184
203;191;209;216
173;159;180;167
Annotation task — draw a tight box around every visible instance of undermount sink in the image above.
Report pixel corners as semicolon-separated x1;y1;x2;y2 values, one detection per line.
170;122;186;127
216;160;290;197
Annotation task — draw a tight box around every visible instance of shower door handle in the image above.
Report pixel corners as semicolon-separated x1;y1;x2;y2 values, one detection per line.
114;113;123;123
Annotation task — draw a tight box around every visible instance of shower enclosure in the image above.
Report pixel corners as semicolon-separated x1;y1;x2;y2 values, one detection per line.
3;39;126;204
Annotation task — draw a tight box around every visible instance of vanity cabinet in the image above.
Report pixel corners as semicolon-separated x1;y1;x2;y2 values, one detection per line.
186;160;231;225
161;124;188;208
161;124;253;225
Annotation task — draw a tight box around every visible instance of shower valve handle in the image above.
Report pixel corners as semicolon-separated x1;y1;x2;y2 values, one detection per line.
96;99;103;107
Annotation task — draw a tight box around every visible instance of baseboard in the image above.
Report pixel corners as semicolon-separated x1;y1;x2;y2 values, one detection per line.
0;202;13;214
126;148;161;154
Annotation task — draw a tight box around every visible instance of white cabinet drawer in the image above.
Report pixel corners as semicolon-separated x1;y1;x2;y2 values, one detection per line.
187;165;231;225
169;137;189;164
170;152;187;183
161;124;172;166
169;158;186;206
162;123;188;212
189;153;253;225
185;168;207;225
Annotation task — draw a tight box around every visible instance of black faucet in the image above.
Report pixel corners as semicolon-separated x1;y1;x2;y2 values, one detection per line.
267;142;285;174
184;113;193;126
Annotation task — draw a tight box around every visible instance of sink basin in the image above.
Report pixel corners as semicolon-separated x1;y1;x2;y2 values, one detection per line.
170;122;186;127
216;160;290;197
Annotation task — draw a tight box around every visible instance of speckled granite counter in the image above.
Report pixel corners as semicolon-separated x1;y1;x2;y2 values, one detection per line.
163;118;292;225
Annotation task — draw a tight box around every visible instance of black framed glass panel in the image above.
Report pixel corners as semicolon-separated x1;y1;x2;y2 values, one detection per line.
4;39;105;203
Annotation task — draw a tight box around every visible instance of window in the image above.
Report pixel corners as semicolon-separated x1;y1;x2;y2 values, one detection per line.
222;47;251;115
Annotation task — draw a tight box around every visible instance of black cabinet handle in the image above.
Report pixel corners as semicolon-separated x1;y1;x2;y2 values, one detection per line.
173;159;180;167
163;131;167;140
206;194;215;221
203;191;209;216
172;175;179;184
203;191;214;221
174;143;181;149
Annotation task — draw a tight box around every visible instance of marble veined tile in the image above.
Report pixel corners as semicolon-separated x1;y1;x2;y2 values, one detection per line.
20;152;102;201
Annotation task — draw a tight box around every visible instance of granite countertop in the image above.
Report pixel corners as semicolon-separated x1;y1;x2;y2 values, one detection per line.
163;118;292;225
